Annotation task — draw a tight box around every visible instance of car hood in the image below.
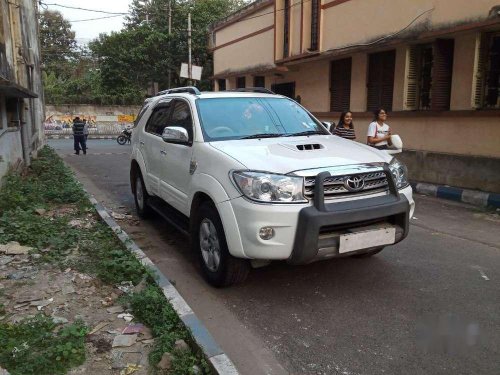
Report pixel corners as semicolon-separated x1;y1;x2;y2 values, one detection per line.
209;135;392;174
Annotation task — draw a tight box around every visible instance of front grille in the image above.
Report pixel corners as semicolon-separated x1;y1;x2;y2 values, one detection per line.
304;171;389;199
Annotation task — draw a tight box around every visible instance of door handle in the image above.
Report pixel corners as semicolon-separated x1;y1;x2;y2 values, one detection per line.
160;150;167;155
140;141;145;146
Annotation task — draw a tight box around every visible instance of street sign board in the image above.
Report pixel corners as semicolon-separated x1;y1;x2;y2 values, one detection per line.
180;63;202;81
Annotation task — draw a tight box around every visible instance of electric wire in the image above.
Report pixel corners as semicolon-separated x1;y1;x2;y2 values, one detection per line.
39;2;128;15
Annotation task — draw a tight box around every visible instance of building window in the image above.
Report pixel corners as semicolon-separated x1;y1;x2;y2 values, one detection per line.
405;40;454;111
478;33;500;108
330;58;352;112
236;76;246;89
418;45;433;110
271;82;295;99
218;79;226;91
253;76;265;88
310;0;320;51
283;0;290;58
367;50;396;111
430;39;454;111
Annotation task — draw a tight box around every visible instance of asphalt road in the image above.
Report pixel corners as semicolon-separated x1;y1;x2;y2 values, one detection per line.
50;138;500;375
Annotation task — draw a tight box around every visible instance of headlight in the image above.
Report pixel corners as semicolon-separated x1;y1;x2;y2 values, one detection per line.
232;171;307;203
389;158;409;189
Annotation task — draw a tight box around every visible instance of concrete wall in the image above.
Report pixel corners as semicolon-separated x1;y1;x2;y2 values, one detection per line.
215;5;274;46
46;105;141;119
321;0;498;50
398;150;500;193
314;111;500;159
214;29;275;74
0;130;23;179
213;3;275;75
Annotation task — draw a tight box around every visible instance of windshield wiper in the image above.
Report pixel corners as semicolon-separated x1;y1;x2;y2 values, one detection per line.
240;133;283;139
284;130;325;137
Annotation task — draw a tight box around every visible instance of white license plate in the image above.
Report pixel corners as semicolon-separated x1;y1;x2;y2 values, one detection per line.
339;227;396;254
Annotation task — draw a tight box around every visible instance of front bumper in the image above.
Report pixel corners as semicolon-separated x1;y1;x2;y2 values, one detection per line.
288;193;410;264
220;168;413;262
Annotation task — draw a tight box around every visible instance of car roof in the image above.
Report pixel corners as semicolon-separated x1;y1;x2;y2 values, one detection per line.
149;91;287;102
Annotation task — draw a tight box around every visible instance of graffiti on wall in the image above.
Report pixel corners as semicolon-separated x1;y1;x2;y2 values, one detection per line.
44;115;97;130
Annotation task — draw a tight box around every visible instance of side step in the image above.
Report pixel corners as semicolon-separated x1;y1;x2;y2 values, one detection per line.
147;197;190;237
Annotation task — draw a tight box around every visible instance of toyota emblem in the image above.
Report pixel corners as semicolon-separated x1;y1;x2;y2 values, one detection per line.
344;175;365;192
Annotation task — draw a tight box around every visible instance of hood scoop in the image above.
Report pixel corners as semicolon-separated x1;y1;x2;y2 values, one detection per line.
279;143;325;152
296;143;323;151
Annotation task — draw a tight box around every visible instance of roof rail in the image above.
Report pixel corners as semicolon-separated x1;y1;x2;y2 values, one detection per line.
229;87;276;94
157;86;201;96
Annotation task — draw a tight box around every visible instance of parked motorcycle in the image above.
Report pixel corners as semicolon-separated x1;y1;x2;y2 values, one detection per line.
117;128;132;145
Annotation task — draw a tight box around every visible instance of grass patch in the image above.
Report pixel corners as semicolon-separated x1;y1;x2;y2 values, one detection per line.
0;147;87;213
0;315;87;375
0;146;211;374
124;285;211;374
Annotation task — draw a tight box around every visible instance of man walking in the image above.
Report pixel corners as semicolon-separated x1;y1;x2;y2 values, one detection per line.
72;117;87;155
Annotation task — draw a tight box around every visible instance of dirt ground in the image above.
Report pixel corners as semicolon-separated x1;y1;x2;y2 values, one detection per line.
0;230;153;375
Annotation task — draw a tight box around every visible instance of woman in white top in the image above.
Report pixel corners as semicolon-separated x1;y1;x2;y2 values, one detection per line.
367;108;391;150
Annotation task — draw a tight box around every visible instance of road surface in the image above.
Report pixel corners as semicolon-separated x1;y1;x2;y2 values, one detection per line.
50;139;500;375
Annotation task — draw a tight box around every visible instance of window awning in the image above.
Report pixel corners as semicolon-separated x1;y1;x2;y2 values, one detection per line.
0;78;38;98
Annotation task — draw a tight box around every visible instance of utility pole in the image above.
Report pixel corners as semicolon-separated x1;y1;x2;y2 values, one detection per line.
167;0;172;88
187;12;192;86
168;0;172;34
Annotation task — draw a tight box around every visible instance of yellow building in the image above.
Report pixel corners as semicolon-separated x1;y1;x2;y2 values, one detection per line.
210;0;500;193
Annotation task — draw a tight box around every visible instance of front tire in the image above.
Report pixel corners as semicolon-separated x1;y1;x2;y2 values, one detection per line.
194;203;250;287
133;171;153;219
117;135;127;145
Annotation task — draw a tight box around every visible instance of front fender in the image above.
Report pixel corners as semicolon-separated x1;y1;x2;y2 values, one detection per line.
188;173;234;211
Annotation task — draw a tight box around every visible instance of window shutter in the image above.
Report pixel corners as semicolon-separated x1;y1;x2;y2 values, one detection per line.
471;33;488;109
431;39;454;111
367;50;395;111
404;46;419;110
330;58;352;112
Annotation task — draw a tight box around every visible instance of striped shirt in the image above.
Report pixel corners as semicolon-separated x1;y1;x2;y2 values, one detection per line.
72;121;85;136
333;125;356;140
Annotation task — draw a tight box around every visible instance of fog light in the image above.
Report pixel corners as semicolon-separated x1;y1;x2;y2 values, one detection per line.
259;227;275;240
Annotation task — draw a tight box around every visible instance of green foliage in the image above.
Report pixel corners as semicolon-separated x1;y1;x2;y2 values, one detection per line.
125;285;210;374
0;315;88;375
0;146;86;213
0;209;79;256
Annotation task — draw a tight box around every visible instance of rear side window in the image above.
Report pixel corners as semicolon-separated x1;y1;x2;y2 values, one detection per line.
145;102;172;136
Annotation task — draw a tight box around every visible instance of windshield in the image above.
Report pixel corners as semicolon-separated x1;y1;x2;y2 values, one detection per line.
196;97;328;141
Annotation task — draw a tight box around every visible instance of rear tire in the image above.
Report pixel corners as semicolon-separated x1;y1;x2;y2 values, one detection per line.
133;171;153;219
194;202;250;287
117;135;127;145
350;247;384;258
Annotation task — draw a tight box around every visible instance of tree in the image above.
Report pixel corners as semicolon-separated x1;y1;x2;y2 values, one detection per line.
100;0;249;92
39;10;77;77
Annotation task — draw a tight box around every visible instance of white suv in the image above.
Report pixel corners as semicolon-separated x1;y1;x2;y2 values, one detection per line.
130;87;414;287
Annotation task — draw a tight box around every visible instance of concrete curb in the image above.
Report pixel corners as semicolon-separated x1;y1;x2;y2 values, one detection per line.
411;182;500;209
87;195;240;375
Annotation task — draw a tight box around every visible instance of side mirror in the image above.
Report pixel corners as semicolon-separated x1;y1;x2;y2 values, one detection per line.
162;127;189;144
322;121;332;129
